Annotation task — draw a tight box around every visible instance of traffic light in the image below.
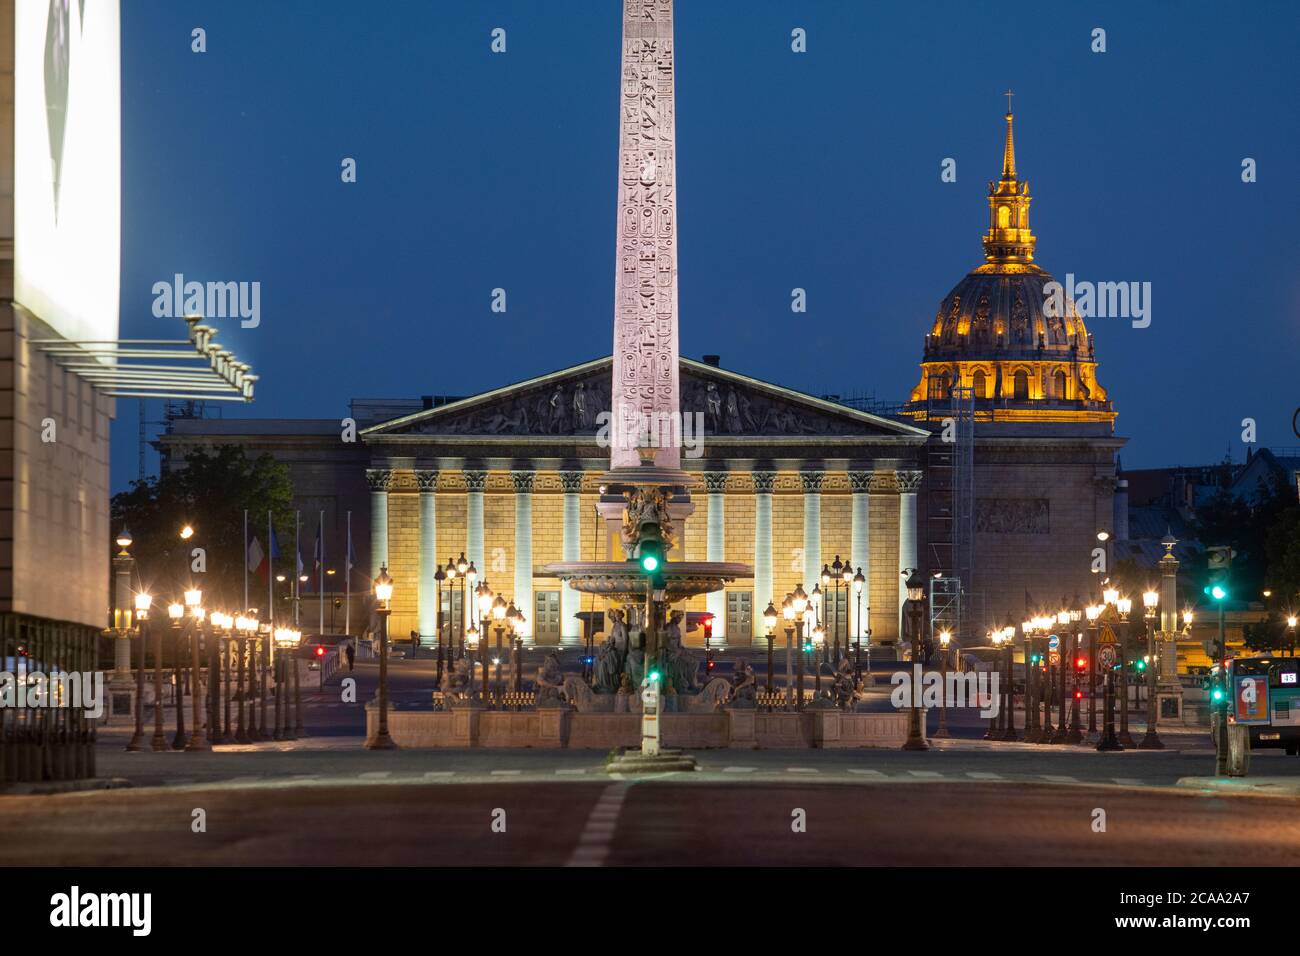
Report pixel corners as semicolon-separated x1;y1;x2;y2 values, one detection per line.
1134;658;1147;672
1204;546;1233;603
633;520;665;575
315;645;326;659
702;618;713;643
1075;655;1088;673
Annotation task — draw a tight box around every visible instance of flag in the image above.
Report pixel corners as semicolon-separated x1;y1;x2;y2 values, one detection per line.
269;526;282;561
296;541;305;581
247;536;266;580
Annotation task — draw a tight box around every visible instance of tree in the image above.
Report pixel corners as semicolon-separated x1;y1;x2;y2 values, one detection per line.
112;447;295;614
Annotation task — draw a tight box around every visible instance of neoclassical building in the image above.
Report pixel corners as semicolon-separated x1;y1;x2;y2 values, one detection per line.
157;108;1124;652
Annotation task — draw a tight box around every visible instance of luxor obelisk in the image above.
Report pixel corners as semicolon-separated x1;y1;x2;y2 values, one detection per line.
610;0;681;471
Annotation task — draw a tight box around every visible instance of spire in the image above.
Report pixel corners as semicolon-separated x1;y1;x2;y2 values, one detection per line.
1001;101;1017;179
983;94;1035;265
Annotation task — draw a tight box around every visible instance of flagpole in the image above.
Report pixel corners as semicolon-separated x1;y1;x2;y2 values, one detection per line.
268;511;274;628
346;511;352;638
295;511;300;627
319;509;325;637
243;509;249;612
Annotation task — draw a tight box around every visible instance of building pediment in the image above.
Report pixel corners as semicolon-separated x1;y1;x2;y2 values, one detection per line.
361;357;928;442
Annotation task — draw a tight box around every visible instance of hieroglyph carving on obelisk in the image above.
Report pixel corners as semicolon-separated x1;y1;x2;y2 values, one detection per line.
610;0;681;470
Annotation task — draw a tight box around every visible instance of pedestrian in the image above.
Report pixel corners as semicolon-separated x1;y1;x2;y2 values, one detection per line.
344;639;355;672
410;630;420;659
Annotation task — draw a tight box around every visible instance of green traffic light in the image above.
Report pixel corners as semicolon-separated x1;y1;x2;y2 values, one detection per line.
648;670;661;682
1211;584;1227;601
641;553;659;573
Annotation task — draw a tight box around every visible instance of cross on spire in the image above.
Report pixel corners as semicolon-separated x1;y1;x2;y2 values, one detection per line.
1004;89;1014;114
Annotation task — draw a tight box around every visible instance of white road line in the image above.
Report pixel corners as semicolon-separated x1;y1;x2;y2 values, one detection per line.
846;769;887;777
907;770;943;778
1112;777;1146;787
490;770;522;776
567;783;632;868
555;769;587;775
785;767;819;774
358;771;391;780
966;772;1004;780
1040;774;1078;783
722;766;757;773
423;771;455;779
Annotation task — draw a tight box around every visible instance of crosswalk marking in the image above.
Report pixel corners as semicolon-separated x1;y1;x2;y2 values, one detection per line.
966;772;1004;780
358;771;391;780
785;767;818;774
722;766;757;773
567;783;631;867
846;769;886;777
490;770;522;776
1040;774;1078;783
423;771;455;779
555;769;587;775
907;770;943;778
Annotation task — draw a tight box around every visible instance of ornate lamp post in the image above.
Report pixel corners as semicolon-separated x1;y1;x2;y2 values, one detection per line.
1050;611;1070;744
1085;603;1102;737
466;618;481;702
809;582;823;675
185;600;210;751
478;583;496;706
984;629;1001;740
434;566;447;684
507;602;524;694
902;569;929;751
1116;595;1135;747
274;627;302;740
126;593;152;752
213;612;233;743
935;629;951;738
1096;601;1123;752
1020;619;1040;743
158;604;182;751
1066;605;1084;743
490;595;508;705
853;567;869;684
812;620;826;696
444;557;460;659
792;585;809;710
782;594;795;710
171;594;198;750
762;602;778;695
367;565;398;749
1138;589;1163;749
999;625;1017;741
233;615;253;744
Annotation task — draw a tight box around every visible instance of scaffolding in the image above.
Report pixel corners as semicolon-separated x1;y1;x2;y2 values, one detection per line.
924;386;975;640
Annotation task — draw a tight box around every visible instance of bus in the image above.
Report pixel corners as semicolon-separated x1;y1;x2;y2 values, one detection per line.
1221;655;1300;754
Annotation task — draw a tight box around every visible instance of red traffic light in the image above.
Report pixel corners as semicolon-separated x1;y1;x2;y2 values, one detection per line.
1075;657;1087;671
1074;690;1083;700
315;645;326;657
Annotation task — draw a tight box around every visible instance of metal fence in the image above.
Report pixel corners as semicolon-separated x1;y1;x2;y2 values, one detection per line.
1;612;100;784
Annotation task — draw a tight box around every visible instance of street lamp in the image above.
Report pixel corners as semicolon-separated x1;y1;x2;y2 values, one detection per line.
1138;589;1163;749
1085;603;1102;736
445;557;459;659
479;583;496;706
935;629;951;738
902;569;928;751
434;565;447;683
999;624;1017;741
209;612;232;743
367;565;397;749
762;601;778;696
126;593;152;751
812;621;826;697
491;594;508;707
233;615;253;743
853;567;868;684
1116;596;1135;746
185;601;210;751
1287;615;1297;657
161;603;183;751
792;584;809;710
782;594;796;711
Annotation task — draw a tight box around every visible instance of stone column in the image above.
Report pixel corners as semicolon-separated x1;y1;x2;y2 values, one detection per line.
896;470;922;637
366;468;393;577
848;471;872;648
513;471;535;642
464;470;487;633
416;470;438;638
560;472;584;644
752;471;775;642
705;472;728;642
801;471;823;594
1158;538;1182;689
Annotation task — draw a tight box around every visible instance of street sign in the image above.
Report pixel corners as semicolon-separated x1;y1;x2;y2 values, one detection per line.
1048;634;1060;651
1099;644;1117;668
1048;650;1061;667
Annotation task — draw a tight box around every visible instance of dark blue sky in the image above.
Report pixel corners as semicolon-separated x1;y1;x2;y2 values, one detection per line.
113;0;1300;492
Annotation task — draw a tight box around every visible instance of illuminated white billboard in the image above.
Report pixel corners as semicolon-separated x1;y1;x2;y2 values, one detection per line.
14;0;121;345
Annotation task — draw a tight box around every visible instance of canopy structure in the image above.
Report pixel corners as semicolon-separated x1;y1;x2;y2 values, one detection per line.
31;314;257;402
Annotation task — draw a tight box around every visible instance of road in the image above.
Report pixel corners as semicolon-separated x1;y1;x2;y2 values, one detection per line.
4;657;1296;867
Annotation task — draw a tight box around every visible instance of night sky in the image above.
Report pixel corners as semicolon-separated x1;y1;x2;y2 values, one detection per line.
112;0;1300;492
